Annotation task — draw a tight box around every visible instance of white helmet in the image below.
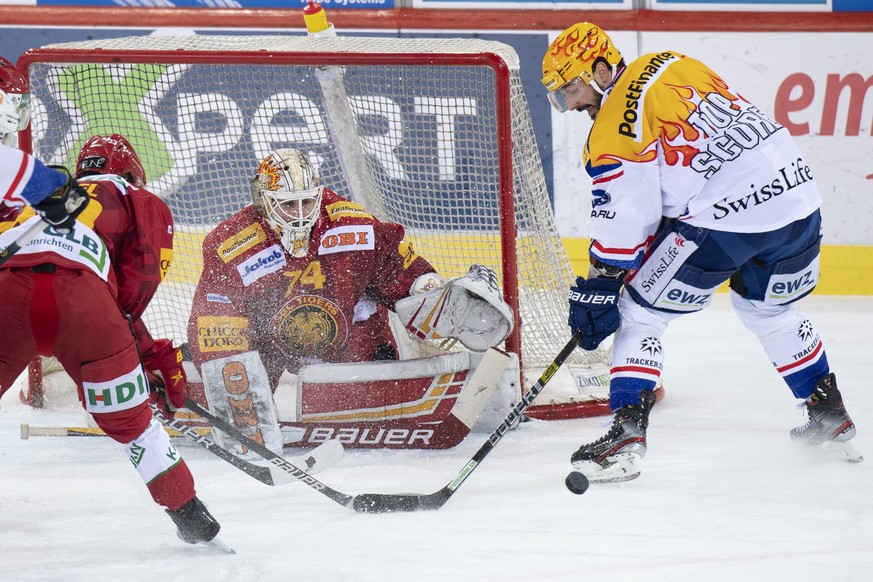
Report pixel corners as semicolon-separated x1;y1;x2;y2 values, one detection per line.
0;56;30;148
251;148;324;257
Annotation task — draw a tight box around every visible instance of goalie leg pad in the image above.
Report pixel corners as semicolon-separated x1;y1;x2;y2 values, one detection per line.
470;351;521;431
286;350;510;448
445;348;511;429
200;351;283;456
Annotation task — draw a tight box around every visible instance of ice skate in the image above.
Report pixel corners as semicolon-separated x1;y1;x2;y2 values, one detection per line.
166;497;234;553
571;390;656;483
791;373;862;463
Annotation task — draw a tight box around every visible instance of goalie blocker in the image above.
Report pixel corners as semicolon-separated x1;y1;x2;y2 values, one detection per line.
187;347;519;451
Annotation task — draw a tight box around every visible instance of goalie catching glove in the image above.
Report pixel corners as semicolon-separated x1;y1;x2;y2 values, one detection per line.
143;338;187;418
395;264;513;352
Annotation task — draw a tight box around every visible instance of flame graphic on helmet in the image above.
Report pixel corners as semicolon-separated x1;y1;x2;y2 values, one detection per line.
256;157;283;191
551;26;611;65
550;27;581;58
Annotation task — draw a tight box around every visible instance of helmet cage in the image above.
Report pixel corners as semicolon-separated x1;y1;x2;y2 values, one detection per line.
251;149;323;256
259;185;323;234
0;57;31;145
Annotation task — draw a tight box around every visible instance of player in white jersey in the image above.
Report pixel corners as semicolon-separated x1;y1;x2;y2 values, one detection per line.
1;55;86;231
541;23;861;483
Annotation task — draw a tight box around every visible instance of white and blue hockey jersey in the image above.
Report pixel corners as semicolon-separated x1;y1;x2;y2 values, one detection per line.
583;51;821;270
1;143;67;207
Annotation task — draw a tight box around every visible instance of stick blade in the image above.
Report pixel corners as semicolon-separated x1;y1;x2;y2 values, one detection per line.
352;489;451;513
268;439;345;485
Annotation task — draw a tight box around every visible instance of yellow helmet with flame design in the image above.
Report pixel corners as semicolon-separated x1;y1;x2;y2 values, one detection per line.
541;23;623;112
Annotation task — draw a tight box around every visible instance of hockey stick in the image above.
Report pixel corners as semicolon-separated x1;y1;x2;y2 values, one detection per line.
182;396;355;509
150;406;342;487
0;218;47;267
21;424;106;438
150;406;288;486
20;422;210;439
1;178;90;267
351;330;583;513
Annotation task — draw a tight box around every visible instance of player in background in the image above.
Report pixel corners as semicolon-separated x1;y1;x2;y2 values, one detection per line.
187;148;514;452
0;132;226;549
541;23;861;483
1;56;82;229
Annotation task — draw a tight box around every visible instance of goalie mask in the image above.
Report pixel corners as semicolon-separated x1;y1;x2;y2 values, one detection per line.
75;133;147;187
251;148;323;258
0;57;31;147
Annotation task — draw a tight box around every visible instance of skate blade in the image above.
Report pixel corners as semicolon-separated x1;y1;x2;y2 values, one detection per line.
572;453;642;483
202;533;236;554
822;438;864;463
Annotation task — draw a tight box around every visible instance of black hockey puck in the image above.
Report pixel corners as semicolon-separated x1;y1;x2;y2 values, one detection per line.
565;471;590;495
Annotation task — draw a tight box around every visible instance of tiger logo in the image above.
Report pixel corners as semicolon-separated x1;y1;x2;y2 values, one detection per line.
272;294;349;356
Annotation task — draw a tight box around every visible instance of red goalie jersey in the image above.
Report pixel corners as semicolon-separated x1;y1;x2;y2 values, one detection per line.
187;188;437;384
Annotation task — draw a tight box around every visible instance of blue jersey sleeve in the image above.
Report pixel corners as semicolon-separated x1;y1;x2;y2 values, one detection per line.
20;158;67;205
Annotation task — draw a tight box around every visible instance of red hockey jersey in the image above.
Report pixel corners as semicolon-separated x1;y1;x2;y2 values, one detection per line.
0;174;173;349
187;188;437;381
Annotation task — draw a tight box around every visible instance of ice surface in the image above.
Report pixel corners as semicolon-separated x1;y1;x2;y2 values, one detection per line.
2;294;871;581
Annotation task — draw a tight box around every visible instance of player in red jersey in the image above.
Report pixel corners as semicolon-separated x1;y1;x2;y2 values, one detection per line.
0;133;225;549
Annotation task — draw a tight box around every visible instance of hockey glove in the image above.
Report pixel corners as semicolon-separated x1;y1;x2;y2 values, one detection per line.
32;166;89;234
568;276;623;351
143;338;187;418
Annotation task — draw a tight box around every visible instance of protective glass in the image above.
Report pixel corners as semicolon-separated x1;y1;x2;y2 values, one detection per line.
547;76;587;113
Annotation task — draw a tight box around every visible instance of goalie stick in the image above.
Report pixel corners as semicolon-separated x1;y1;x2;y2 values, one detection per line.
181;396;355;509
150;406;342;487
351;331;583;513
168;334;577;513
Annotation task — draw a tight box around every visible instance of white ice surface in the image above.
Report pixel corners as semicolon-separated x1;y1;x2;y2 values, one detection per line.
2;294;871;582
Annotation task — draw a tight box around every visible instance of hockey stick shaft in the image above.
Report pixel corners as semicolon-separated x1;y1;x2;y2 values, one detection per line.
352;331;583;513
20;424;106;438
151;408;341;487
151;406;281;486
183;396;354;508
0;218;47;267
20;422;210;439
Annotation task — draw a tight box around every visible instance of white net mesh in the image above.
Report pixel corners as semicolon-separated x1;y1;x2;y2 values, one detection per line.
24;34;610;410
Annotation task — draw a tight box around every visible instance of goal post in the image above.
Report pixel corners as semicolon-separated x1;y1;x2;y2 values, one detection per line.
19;33;619;419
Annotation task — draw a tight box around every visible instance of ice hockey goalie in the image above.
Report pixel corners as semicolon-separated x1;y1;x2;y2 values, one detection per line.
186;149;518;451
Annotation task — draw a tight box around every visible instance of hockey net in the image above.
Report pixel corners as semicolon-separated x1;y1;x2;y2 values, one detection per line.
19;34;618;419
